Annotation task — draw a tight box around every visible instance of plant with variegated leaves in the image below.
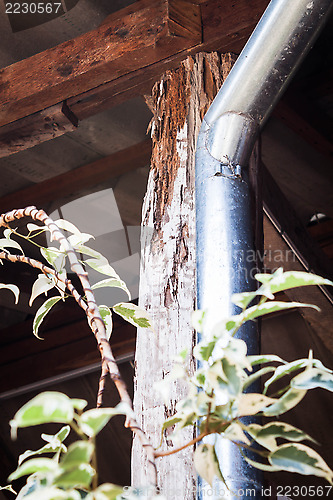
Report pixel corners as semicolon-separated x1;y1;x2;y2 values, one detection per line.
156;268;333;491
1;207;333;498
4;391;162;499
0;206;158;499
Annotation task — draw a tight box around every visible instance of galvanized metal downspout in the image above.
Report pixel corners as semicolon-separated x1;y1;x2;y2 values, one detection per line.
195;0;333;498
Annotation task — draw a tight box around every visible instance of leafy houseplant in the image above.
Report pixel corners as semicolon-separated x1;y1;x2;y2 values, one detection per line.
0;206;332;499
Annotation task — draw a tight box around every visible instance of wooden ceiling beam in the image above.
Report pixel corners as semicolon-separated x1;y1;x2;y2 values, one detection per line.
0;0;202;128
0;139;151;213
0;0;269;156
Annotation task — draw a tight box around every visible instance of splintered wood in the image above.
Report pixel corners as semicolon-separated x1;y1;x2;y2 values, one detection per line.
132;53;235;498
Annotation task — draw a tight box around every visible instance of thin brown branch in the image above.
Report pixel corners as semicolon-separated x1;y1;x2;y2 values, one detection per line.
97;362;108;408
0;206;158;488
0;251;87;313
154;431;209;458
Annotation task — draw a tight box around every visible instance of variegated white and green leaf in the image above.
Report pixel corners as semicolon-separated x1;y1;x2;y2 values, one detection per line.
247;354;286;366
223;422;250;445
98;305;113;340
33;296;62;339
256;268;333;297
240;301;320;324
263;388;306;417
84;258;120;279
246;422;316;452
264;358;332;393
291;367;333;392
237;394;277;417
193;443;225;486
0;238;24;254
9;458;59;481
40;247;66;272
29;274;55;306
92;277;131;300
113;302;154;330
269;443;333;483
0;283;20;304
243;366;276;391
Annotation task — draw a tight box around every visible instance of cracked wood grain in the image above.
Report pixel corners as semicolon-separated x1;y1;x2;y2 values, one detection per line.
132;52;235;498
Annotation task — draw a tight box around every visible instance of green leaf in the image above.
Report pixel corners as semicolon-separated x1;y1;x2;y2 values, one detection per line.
194;340;216;362
232;291;262;310
15;485;82;500
243;366;276;391
79;403;132;438
54;463;95;489
256;269;333;296
51;425;71;443
291;368;333;392
53;219;83;236
193;443;225;486
264;357;331;393
269;443;333;482
237;394;277;416
29;274;55;306
40;247;66;272
74;245;104;260
68;233;94;247
233;270;333;309
246;422;317;452
18;425;71;465
263;388;306;417
92;278;131;300
18;441;66;466
3;228;13;239
85;258;120;279
98;305;113;340
91;483;125;500
244;456;282;473
10;392;75;437
0;283;20;304
0;238;24;254
113;303;154;330
241;301;320;323
33;296;62;339
71;399;88;411
247;354;286;366
9;458;59;481
223;422;250;445
162;416;183;431
61;442;94;469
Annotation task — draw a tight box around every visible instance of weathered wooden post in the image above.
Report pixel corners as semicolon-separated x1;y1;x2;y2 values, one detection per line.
132;53;235;499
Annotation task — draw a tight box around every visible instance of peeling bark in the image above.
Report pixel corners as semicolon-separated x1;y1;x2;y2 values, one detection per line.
132;52;235;498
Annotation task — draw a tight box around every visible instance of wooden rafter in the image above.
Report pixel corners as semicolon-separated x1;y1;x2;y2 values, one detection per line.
0;0;269;155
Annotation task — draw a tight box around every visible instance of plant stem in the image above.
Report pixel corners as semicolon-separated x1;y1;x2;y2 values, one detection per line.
154;431;209;458
91;438;98;490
